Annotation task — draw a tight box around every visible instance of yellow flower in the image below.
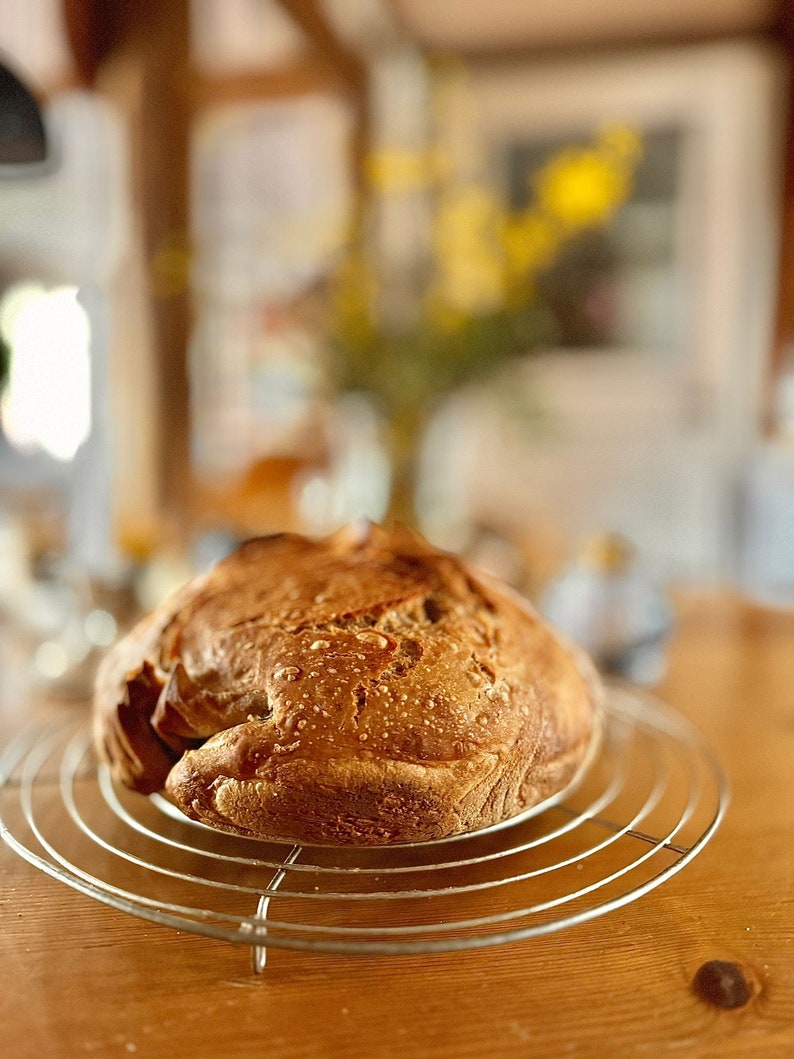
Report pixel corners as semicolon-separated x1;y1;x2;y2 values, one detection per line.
431;186;506;314
535;147;631;230
366;147;449;193
433;253;505;316
599;124;643;163
327;113;643;379
502;210;561;279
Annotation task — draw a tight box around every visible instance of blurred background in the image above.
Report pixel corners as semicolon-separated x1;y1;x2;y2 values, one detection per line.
0;0;793;705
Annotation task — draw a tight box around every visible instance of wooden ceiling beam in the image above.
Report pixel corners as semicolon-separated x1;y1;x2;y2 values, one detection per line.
389;0;781;59
273;0;368;91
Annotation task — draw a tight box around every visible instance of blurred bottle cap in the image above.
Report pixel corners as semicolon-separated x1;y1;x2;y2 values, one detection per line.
581;532;635;574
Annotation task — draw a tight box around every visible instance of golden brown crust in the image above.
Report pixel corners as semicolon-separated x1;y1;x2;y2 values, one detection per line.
93;522;601;845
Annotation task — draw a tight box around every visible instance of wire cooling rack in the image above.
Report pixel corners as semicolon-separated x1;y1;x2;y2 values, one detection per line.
0;685;727;968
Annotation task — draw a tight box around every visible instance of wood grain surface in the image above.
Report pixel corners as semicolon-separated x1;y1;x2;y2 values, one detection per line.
1;593;793;1058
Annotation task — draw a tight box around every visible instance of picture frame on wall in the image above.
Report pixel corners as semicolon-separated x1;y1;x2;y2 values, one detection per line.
436;41;787;584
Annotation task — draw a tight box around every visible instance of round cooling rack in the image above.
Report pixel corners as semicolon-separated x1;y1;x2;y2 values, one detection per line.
0;685;727;967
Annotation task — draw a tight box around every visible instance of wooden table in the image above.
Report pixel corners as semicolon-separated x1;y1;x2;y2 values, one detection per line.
1;593;793;1058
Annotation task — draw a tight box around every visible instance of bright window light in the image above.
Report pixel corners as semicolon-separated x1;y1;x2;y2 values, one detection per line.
0;283;92;462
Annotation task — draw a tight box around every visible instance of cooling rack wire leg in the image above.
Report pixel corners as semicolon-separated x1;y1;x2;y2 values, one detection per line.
251;845;302;973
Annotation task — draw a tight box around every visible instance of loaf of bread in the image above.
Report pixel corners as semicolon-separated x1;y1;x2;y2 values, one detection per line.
94;522;601;845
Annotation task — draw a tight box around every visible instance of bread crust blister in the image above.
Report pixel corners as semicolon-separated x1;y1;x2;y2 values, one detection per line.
94;522;601;845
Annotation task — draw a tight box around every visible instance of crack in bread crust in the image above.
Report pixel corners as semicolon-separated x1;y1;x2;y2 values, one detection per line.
94;522;601;844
